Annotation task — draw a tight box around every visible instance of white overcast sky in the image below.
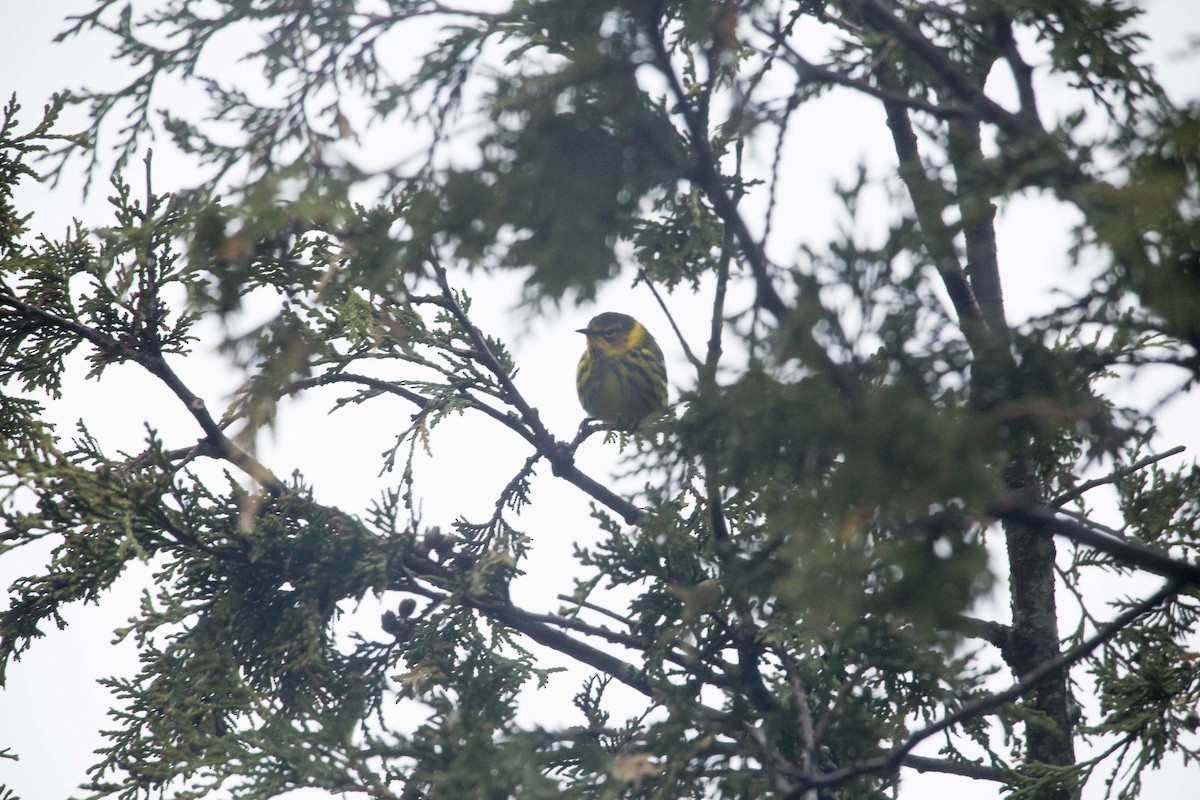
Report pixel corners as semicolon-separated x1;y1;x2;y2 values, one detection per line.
1;2;1198;799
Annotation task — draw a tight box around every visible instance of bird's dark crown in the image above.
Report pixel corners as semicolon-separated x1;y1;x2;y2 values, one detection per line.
585;312;636;335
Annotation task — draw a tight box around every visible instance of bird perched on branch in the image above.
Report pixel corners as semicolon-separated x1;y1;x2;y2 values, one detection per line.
576;311;668;431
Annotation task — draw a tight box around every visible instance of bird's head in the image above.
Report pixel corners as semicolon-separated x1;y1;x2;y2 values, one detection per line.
577;312;645;356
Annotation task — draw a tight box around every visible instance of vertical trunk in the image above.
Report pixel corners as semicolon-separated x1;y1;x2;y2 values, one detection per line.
1002;469;1077;797
883;48;1078;792
1005;521;1078;772
948;113;1078;792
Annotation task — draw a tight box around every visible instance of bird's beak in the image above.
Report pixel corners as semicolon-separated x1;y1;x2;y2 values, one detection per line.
576;327;591;335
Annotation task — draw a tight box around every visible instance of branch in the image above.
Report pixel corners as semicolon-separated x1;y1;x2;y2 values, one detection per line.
998;21;1040;127
779;649;818;784
881;100;987;344
428;253;545;436
642;22;860;397
464;597;644;698
459;447;543;540
289;372;430;412
899;754;1009;783
767;32;976;122
291;370;561;474
947;118;1006;330
849;0;1042;139
705;231;733;380
425;252;643;525
145;351;287;494
953;613;1011;650
785;580;1181;795
289;371;571;527
500;604;645;652
1051;446;1187;508
990;498;1200;588
556;594;633;628
642;26;785;321
0;290;285;495
642;274;702;371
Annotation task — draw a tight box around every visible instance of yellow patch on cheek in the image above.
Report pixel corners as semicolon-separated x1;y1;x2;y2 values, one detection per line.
593;329;634;356
601;326;639;355
592;339;616;357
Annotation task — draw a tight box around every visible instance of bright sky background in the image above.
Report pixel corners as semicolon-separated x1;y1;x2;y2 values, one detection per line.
2;1;1198;798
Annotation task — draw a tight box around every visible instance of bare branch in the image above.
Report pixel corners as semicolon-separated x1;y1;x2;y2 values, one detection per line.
899;754;1009;783
1052;446;1187;508
289;372;430;413
641;274;702;371
991;499;1200;588
556;594;634;628
766;32;975;121
881;101;987;344
848;0;1042;138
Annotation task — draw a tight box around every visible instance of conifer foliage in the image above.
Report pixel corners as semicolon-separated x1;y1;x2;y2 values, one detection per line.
2;2;1199;799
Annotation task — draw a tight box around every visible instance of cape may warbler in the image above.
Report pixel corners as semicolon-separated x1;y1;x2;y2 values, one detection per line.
576;312;668;430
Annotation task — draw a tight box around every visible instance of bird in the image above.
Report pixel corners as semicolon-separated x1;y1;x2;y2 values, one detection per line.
575;311;668;431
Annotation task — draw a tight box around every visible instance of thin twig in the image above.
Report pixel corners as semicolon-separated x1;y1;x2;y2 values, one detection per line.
1052;446;1187;507
642;274;702;370
557;594;634;628
459;448;543;542
641;23;783;321
290;372;430;411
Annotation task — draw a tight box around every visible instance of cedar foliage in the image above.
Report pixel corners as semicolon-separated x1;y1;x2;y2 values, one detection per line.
2;2;1199;799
